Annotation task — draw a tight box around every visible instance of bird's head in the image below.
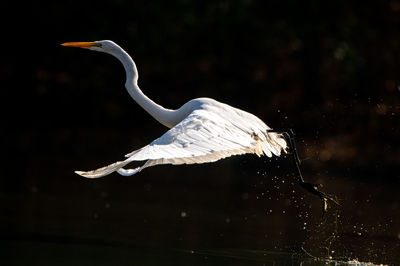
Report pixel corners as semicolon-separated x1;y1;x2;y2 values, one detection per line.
61;40;120;53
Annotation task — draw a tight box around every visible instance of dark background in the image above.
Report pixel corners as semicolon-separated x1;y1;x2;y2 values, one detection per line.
2;0;400;265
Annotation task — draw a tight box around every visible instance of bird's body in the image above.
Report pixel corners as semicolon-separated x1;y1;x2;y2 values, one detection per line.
62;40;287;178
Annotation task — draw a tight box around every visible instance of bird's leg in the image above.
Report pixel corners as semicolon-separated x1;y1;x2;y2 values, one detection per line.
267;129;339;214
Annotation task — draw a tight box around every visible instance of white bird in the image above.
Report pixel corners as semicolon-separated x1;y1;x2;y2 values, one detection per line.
62;40;339;214
61;40;288;179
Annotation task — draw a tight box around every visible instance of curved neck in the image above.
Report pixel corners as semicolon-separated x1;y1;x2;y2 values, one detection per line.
110;47;178;128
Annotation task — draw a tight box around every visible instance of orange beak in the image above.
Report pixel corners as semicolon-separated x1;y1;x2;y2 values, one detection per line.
61;42;98;48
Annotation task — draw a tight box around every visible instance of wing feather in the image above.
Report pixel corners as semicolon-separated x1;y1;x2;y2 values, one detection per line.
76;102;287;178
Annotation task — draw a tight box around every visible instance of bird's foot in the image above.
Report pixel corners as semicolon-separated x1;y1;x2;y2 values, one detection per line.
267;128;339;215
300;182;339;215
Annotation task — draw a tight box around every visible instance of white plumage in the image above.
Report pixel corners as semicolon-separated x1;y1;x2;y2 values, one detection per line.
62;41;287;179
77;98;287;178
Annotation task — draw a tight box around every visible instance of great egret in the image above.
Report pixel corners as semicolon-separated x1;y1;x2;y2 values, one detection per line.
62;40;337;209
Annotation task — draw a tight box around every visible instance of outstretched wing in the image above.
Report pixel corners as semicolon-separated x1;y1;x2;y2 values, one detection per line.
75;104;287;178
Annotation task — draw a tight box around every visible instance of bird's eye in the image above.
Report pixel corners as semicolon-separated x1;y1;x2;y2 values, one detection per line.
93;43;102;47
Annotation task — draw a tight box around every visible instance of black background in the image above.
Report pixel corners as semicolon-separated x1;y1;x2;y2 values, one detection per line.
2;1;400;264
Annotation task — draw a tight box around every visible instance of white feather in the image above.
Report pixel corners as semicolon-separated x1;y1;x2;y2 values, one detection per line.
76;98;287;178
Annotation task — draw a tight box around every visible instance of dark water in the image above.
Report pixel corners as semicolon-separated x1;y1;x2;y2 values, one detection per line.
1;156;399;265
0;239;382;266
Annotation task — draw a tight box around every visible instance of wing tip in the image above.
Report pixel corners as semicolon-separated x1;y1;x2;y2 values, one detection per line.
75;170;100;179
75;170;85;176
